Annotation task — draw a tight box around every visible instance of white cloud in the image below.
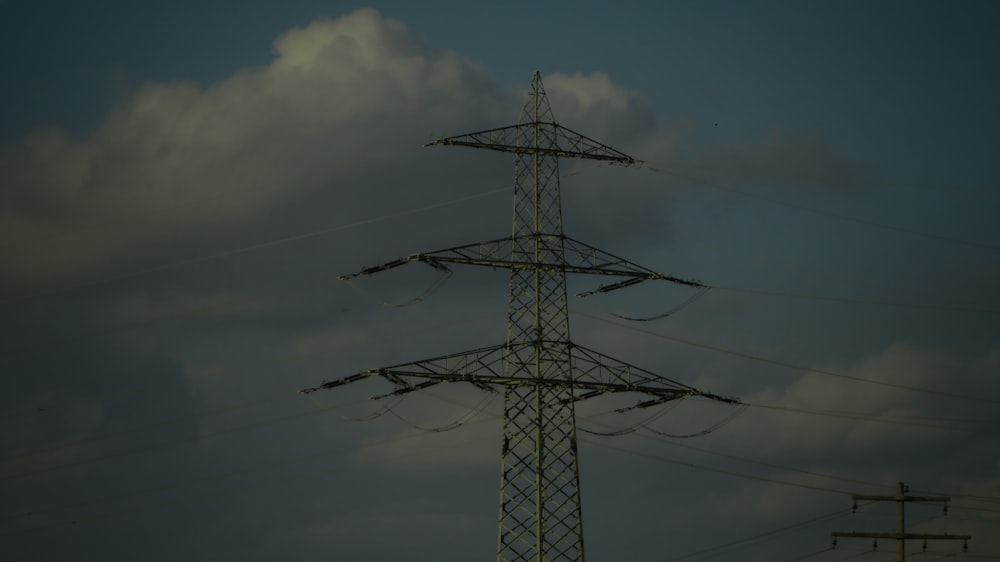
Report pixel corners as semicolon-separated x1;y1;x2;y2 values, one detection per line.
544;71;632;114
543;71;657;145
663;342;1000;539
0;7;863;300
725;343;1000;455
0;9;502;287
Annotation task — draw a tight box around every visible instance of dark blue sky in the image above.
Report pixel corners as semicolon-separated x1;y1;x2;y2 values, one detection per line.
2;2;998;561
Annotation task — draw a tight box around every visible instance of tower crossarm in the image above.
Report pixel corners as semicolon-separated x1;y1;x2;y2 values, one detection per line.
300;341;739;406
298;343;508;395
568;344;739;404
425;123;637;164
338;234;705;294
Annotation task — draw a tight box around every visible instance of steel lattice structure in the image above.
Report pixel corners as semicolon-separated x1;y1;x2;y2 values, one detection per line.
302;72;738;561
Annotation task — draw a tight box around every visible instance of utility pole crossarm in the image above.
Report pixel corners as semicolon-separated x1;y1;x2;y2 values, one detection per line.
852;494;951;503
425;123;637;164
832;482;971;562
338;234;706;294
833;532;972;541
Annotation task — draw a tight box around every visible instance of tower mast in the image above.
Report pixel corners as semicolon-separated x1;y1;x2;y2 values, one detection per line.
302;72;738;561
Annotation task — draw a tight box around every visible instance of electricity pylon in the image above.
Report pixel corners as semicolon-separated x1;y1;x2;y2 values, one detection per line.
302;72;739;561
832;482;971;562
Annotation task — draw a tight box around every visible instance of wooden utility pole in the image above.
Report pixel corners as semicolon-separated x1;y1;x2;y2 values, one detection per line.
832;482;971;562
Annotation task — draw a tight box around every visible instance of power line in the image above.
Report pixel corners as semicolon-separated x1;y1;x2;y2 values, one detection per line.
1;307;496;429
831;483;972;562
643;165;1000;253
0;398;368;481
433;393;903;499
299;73;741;561
6;186;510;303
946;505;1000;515
385;391;499;433
664;506;853;561
930;552;1000;562
0;267;491;361
3;394;300;463
580;437;855;496
1;274;343;358
358;393;987;560
1;429;496;537
494;395;1000;519
1;157;378;254
419;359;1000;528
910;489;1000;505
778;546;840;562
745;403;1000;436
84;388;978;562
566;168;1000;316
575;310;1000;406
565;170;990;311
2;393;503;524
712;286;1000;317
640;433;889;491
0;351;309;423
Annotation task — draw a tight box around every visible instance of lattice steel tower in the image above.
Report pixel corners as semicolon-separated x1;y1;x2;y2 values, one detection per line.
302;72;738;561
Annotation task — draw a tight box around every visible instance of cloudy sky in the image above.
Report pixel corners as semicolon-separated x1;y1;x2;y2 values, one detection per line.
2;2;999;561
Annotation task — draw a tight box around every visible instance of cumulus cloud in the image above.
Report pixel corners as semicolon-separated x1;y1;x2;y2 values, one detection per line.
542;71;657;144
5;8;995;562
728;343;1000;455
670;342;1000;536
0;6;867;302
0;9;504;288
0;17;685;339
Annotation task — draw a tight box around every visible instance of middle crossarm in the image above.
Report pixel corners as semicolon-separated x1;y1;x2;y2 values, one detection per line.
338;234;705;294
